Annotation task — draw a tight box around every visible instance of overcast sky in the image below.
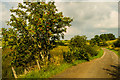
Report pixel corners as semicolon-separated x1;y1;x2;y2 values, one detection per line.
0;0;119;40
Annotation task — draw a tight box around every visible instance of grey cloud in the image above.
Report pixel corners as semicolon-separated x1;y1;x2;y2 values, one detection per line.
55;2;118;40
0;1;118;40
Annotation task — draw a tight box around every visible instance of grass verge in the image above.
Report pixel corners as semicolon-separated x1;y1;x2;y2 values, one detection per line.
19;49;104;78
90;49;104;60
19;60;87;78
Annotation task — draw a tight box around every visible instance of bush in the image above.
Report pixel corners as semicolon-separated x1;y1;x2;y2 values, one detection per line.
113;37;120;47
69;35;90;61
84;45;98;57
63;35;99;63
98;41;108;46
69;35;87;48
57;41;65;46
63;51;73;63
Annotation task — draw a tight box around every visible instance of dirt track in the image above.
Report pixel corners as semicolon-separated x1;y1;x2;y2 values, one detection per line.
52;48;119;78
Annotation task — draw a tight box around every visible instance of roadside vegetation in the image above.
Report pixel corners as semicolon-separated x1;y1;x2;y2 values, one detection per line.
89;33;120;57
20;48;103;78
106;37;120;57
0;29;2;47
2;1;105;79
2;35;103;78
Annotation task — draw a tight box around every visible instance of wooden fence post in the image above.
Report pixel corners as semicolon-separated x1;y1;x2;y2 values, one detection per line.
11;67;17;78
36;60;40;70
40;52;44;61
24;68;27;74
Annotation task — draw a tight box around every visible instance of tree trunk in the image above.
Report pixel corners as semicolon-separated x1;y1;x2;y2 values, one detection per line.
40;52;44;61
11;67;17;78
24;68;27;74
47;51;51;61
36;60;40;70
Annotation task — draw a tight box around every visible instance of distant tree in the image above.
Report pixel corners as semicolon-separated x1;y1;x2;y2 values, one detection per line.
107;33;116;40
100;34;104;40
69;35;87;49
69;35;90;61
114;36;120;47
99;33;115;41
94;35;101;45
63;35;99;62
90;38;97;46
90;33;116;47
98;39;108;46
104;34;109;41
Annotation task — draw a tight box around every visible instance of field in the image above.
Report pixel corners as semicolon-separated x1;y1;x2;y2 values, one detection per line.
102;39;120;50
106;39;117;44
104;39;120;57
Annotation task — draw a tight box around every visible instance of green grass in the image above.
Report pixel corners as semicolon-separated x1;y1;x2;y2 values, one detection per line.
90;49;104;60
19;62;72;78
19;49;104;78
2;48;14;78
19;60;87;78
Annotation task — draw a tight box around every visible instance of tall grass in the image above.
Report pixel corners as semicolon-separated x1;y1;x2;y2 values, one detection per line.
19;63;72;78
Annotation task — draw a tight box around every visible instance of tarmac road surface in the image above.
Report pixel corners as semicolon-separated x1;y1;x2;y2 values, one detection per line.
52;48;119;78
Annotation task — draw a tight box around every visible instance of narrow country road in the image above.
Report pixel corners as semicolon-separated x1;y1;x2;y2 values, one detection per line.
52;48;119;78
0;48;2;79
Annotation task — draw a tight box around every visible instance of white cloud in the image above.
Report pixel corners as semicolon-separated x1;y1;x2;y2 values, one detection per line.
0;2;10;22
55;2;118;29
54;0;118;2
100;30;107;32
0;1;118;39
64;26;81;35
95;11;118;28
0;2;11;28
56;2;118;27
55;2;118;39
1;0;23;2
0;2;19;28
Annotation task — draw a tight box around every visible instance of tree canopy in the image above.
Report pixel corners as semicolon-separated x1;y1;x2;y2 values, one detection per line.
90;33;116;46
2;1;73;68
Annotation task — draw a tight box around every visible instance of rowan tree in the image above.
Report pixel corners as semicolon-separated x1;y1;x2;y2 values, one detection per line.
2;1;73;76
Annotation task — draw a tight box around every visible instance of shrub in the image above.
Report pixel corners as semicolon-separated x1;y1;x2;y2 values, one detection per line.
84;45;98;57
69;35;90;61
63;35;99;63
69;35;87;48
98;41;108;46
63;51;73;63
113;37;120;47
56;41;65;46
